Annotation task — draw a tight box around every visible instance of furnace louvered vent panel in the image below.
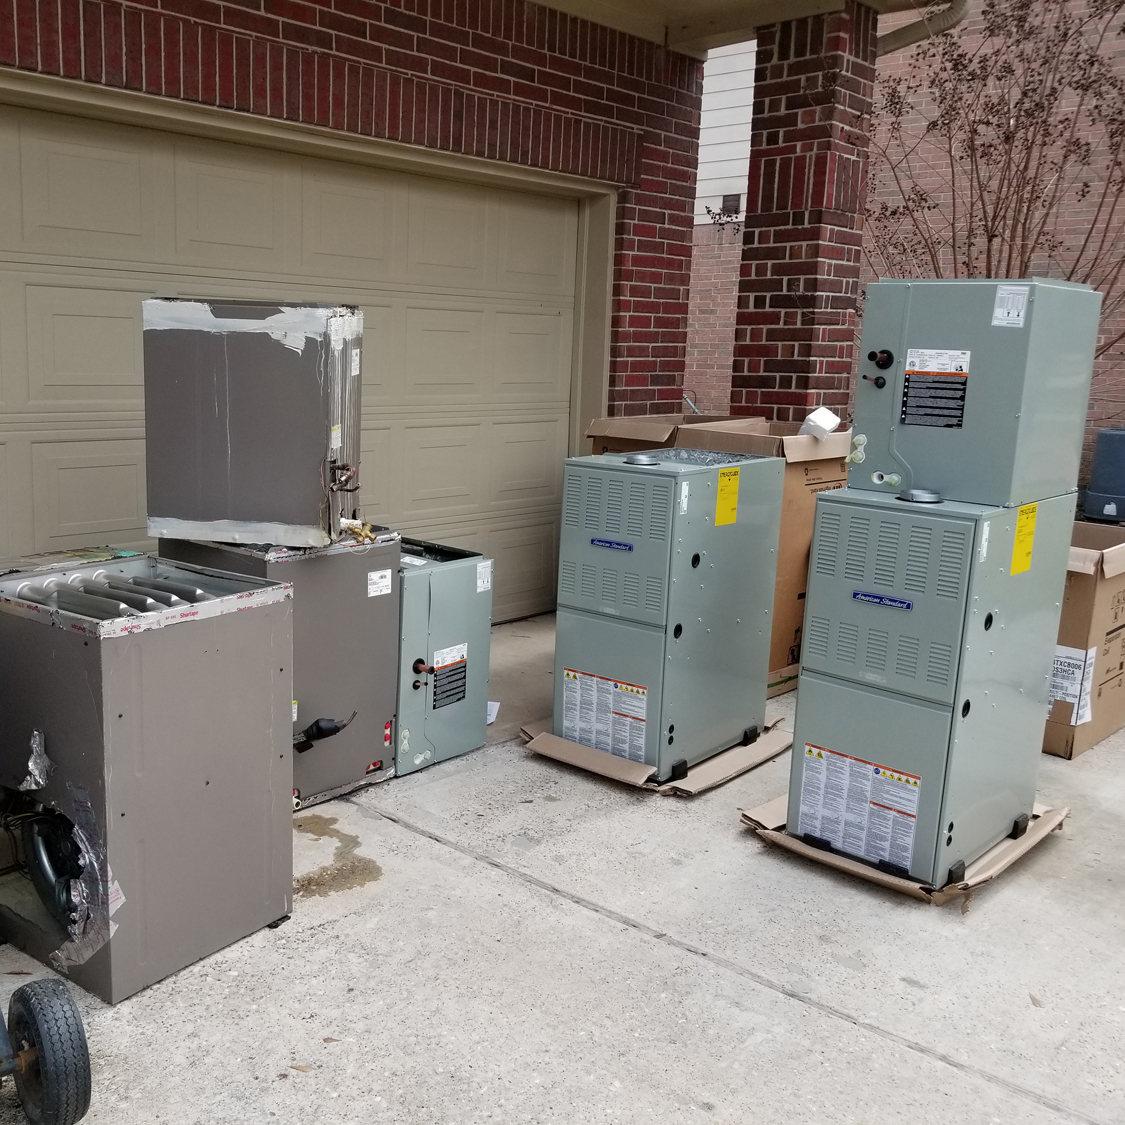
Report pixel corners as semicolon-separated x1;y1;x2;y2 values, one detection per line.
580;564;596;600
649;485;672;541
605;481;624;534
556;466;675;626
601;569;618;603
936;531;968;598
873;522;900;587
622;573;640;608
584;477;603;531
927;641;953;686
815;513;842;576
806;616;830;661
627;482;645;537
836;622;859;664
844;517;870;581
559;560;576;597
563;476;581;527
904;526;932;593
895;635;921;679
866;628;889;672
800;501;975;705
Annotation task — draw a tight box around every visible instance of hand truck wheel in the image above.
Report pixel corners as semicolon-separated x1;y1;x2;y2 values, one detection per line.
4;978;91;1124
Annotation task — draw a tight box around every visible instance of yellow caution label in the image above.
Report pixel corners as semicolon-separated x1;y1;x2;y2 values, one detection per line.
715;466;740;526
1010;503;1037;575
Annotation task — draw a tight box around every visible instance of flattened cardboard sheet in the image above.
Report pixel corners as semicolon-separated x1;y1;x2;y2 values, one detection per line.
740;799;1068;904
523;714;792;796
767;663;799;698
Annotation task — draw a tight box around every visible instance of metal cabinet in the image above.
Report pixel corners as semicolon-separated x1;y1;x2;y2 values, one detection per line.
789;489;1075;885
851;279;1101;507
159;535;401;807
143;299;362;548
789;278;1100;886
396;541;493;776
0;552;292;1004
552;448;784;782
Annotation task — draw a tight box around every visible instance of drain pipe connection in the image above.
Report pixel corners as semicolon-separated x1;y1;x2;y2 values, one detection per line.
876;0;970;57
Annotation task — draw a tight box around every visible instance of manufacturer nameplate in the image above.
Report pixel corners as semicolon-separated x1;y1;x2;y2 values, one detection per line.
852;591;913;611
590;538;634;552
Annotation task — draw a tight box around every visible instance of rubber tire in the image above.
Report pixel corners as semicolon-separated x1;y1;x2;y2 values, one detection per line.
8;979;91;1125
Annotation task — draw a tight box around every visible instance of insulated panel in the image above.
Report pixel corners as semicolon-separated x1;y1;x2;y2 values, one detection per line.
159;536;401;807
802;497;974;705
143;300;362;548
852;278;1101;508
557;465;675;627
396;540;493;775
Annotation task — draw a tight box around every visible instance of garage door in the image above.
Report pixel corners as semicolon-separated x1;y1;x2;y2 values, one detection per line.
0;105;578;621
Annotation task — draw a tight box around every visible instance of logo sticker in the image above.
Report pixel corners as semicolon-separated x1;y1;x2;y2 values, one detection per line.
852;591;913;611
590;538;634;552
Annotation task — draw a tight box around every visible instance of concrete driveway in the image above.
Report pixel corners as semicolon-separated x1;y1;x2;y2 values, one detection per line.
0;617;1120;1125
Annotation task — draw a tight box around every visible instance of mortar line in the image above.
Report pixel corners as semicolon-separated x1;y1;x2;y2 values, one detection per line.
347;798;1105;1125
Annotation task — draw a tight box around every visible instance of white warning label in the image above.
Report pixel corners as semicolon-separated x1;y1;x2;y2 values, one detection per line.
561;668;647;762
992;284;1030;328
476;559;493;593
797;743;920;872
367;568;392;597
434;642;467;669
1049;644;1096;726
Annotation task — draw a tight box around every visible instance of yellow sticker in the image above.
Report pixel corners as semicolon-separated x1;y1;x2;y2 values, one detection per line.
1010;503;1037;575
715;467;740;526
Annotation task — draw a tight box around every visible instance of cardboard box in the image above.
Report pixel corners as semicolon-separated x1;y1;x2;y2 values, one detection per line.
675;420;852;692
740;796;1068;904
1044;522;1125;758
520;714;792;797
585;413;735;455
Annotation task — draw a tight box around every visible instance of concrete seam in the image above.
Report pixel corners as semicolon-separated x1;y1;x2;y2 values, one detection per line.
347;797;1106;1125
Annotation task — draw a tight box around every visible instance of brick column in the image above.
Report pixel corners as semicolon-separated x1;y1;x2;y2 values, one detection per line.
731;0;877;421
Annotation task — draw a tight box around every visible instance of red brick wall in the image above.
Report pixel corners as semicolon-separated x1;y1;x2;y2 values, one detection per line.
0;0;702;416
683;220;741;413
730;0;877;422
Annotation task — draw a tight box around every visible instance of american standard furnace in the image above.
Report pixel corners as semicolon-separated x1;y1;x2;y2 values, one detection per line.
788;279;1102;887
553;448;784;782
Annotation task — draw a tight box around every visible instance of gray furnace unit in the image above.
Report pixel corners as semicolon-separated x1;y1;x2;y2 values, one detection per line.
789;278;1101;887
143;299;362;548
553;448;784;782
160;532;402;808
0;551;293;1004
396;540;493;775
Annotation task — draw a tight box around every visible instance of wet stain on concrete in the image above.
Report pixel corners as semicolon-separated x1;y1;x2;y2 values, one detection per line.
293;814;382;898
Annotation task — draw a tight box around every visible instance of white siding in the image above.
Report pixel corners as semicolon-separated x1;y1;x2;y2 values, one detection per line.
695;41;755;223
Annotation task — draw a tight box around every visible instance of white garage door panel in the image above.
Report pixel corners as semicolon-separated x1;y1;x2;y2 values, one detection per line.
32;437;147;548
15;121;158;258
356;413;567;521
0;104;577;619
24;284;145;407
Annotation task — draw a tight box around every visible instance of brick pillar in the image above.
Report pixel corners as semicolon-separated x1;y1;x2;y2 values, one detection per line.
731;0;877;421
683;222;743;413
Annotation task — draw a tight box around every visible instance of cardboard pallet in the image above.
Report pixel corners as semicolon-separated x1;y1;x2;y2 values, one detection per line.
740;796;1069;904
520;714;792;796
